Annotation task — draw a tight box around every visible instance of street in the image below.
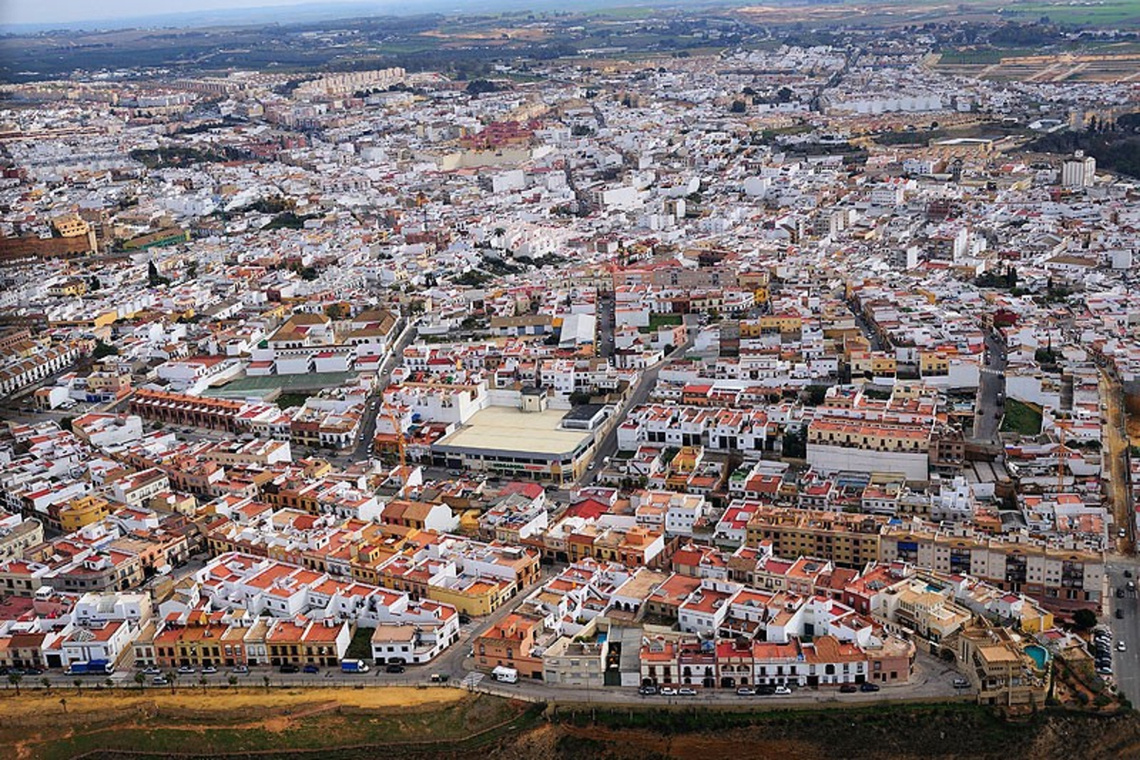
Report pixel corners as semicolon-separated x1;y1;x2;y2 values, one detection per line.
1101;369;1135;554
973;327;1007;443
580;328;695;487
1107;560;1140;706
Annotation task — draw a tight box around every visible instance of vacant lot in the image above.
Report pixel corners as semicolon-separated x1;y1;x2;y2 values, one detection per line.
0;686;528;760
1001;398;1043;436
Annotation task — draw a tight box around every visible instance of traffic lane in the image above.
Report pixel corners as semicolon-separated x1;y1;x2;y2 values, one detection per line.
1109;563;1140;706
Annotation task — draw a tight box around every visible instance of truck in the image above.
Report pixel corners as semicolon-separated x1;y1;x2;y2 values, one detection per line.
492;666;518;684
65;659;115;676
340;659;371;674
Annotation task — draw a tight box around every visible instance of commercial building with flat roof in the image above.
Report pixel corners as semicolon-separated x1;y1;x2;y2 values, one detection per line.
431;406;596;484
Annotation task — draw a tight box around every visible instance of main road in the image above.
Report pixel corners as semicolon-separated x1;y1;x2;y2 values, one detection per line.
1106;559;1140;707
973;327;1007;443
580;324;696;487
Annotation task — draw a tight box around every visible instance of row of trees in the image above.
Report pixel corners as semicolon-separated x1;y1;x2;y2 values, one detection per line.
6;671;277;696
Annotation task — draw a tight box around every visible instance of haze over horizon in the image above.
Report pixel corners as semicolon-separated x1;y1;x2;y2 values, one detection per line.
3;0;389;27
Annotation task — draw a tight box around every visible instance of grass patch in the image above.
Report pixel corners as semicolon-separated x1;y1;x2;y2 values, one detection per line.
276;392;315;409
344;625;374;661
643;313;683;332
1001;398;1043;436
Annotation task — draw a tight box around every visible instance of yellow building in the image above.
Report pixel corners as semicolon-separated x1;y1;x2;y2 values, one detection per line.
956;623;1048;708
57;495;113;532
746;506;886;568
427;576;515;617
47;279;89;297
919;351;950;377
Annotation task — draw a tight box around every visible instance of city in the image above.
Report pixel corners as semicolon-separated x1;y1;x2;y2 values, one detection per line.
2;1;1140;758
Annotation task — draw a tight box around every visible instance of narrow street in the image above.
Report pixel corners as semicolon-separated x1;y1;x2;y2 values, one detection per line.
1101;368;1134;555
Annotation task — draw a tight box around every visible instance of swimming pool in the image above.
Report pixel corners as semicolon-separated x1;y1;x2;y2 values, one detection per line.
1025;644;1049;670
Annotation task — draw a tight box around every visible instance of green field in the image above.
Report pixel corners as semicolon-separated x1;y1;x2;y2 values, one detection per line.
1000;0;1140;26
1000;399;1044;436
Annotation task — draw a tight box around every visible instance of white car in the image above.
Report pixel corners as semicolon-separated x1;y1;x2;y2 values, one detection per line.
659;686;677;696
774;685;792;696
1119;641;1128;652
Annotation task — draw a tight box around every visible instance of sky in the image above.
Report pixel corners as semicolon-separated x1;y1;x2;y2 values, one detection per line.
3;0;379;26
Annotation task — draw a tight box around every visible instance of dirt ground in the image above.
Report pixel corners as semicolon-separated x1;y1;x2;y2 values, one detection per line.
0;685;462;722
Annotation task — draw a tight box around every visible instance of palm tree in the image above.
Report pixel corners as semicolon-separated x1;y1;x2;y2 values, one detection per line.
167;672;178;695
227;675;238;688
8;673;23;695
198;675;208;691
41;677;50;692
59;697;68;714
134;672;147;690
262;675;271;693
73;678;82;695
104;678;114;690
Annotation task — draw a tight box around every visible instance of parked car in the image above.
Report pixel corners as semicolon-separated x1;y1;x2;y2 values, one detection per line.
736;687;756;696
279;664;300;674
860;682;881;692
953;678;969;689
1119;641;1128;652
1117;609;1125;619
659;686;677;696
638;685;658;696
774;685;792;696
143;666;162;675
176;666;196;675
201;666;218;675
839;684;858;693
430;673;449;683
152;677;169;686
1118;588;1126;598
385;664;406;674
755;685;777;696
678;687;697;696
1126;570;1133;578
231;666;249;675
302;664;320;674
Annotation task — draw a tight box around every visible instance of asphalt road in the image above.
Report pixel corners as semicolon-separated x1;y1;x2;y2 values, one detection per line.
348;317;418;461
580;331;695;487
597;291;615;359
468;648;970;706
23;641;970;708
973;327;1007;443
1107;560;1140;706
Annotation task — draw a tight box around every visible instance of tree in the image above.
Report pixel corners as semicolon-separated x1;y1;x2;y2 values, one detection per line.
8;673;22;695
199;675;208;690
134;672;146;689
93;340;118;360
263;675;271;692
104;678;114;690
227;675;238;688
730;100;747;114
59;697;67;714
73;678;82;695
147;260;164;287
168;672;178;694
41;677;51;692
324;303;348;320
1073;608;1097;630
